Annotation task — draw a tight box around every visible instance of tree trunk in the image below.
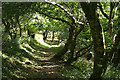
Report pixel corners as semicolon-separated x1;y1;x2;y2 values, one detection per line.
66;39;76;64
43;29;48;40
81;3;107;79
67;25;85;64
20;27;22;37
109;3;114;47
31;33;35;39
52;30;55;42
16;16;22;37
28;29;31;36
52;28;74;60
112;48;120;67
89;17;106;79
2;19;12;39
53;24;84;61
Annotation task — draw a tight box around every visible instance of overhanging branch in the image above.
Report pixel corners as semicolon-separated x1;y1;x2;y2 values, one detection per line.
112;1;120;19
35;9;72;26
75;41;94;58
75;25;84;38
74;42;93;61
108;30;120;62
45;1;84;26
98;3;109;19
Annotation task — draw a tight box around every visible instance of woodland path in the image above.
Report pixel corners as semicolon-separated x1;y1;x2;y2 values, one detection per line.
26;34;66;79
2;34;82;79
2;34;68;79
29;48;65;79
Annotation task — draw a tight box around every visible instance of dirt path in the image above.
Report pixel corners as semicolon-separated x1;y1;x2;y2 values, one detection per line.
30;48;64;79
2;37;67;79
23;34;66;79
22;47;67;80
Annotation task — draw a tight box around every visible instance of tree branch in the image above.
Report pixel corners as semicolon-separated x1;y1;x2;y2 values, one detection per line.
109;2;116;47
112;1;120;19
98;3;109;19
75;41;94;59
75;25;84;38
110;2;115;20
45;1;84;26
61;2;70;10
74;44;93;61
2;19;7;27
108;29;120;62
35;9;72;26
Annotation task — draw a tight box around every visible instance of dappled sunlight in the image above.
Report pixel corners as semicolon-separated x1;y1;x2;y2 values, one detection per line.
2;54;9;58
19;43;46;61
2;37;83;79
35;34;51;47
3;35;89;79
39;57;51;61
42;65;59;68
19;43;36;53
35;34;64;48
47;71;55;74
2;2;120;79
42;51;49;55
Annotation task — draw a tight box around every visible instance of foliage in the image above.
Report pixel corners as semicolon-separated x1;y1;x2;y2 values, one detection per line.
61;58;93;79
2;37;49;78
2;2;120;79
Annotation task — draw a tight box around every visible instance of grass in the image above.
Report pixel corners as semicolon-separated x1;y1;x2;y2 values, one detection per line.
2;35;119;79
2;37;51;78
2;36;84;79
50;46;64;54
45;40;60;45
2;36;72;79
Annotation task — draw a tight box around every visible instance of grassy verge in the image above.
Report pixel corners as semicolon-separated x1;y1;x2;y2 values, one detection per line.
50;46;64;54
2;37;50;78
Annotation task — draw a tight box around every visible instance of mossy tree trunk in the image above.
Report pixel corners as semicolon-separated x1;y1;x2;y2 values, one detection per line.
66;25;84;64
16;16;22;37
52;27;74;60
28;29;31;37
53;25;84;61
43;29;48;40
66;38;76;64
81;2;107;79
52;30;55;42
2;19;13;39
66;27;76;64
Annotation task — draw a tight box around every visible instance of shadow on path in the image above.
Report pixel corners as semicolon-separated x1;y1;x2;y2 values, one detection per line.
2;38;66;79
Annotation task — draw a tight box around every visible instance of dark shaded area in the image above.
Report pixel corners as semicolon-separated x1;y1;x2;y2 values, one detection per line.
45;40;60;45
2;37;69;79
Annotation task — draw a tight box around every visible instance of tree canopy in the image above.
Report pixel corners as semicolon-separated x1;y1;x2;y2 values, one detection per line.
2;1;120;80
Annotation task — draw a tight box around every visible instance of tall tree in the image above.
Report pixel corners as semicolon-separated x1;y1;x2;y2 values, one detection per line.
81;2;120;79
34;2;86;60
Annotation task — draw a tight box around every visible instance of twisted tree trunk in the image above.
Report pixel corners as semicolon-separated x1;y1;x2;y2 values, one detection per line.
52;28;74;60
81;3;106;79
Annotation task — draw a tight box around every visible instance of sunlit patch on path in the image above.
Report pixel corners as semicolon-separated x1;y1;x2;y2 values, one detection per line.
2;34;66;79
35;34;64;48
33;33;65;78
24;47;65;78
18;40;64;78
